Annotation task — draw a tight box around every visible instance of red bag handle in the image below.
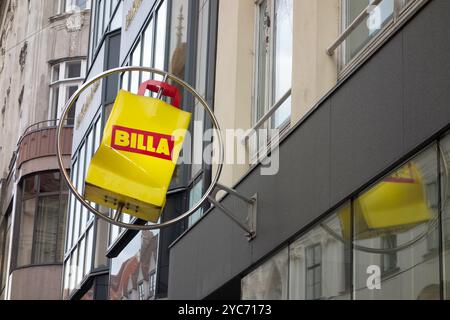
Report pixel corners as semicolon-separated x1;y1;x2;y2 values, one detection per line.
138;80;181;109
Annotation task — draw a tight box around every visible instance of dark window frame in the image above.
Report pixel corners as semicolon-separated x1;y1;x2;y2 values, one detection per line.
305;243;322;300
12;171;69;270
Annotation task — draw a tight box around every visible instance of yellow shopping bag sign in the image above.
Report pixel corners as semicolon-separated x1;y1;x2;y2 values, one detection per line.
339;162;433;240
84;80;191;222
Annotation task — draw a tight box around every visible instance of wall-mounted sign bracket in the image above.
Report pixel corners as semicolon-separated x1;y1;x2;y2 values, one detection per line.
208;183;257;241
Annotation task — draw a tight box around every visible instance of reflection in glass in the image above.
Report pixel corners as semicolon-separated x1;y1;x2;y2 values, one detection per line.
272;0;292;128
255;0;269;123
23;175;37;198
109;230;159;300
187;180;203;227
130;42;142;94
290;209;351;300
33;195;60;264
154;1;168;81
39;172;60;194
344;0;394;64
17;199;36;267
242;248;289;300
353;146;440;300
440;134;450;299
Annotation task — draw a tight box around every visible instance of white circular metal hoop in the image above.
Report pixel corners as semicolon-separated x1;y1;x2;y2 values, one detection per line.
56;66;224;230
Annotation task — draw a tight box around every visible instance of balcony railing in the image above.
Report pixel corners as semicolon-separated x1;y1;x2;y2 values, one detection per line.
326;0;427;57
7;119;74;174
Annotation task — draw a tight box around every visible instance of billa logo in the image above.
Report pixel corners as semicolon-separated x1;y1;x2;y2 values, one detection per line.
111;125;174;161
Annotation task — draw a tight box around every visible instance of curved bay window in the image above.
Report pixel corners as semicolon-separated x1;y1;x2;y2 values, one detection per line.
15;171;69;268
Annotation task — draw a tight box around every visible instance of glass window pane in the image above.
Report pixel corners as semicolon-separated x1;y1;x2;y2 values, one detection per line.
344;0;394;64
51;86;60;119
77;144;87;232
33;195;60;264
104;0;111;30
354;146;440;300
57;194;68;260
142;20;154;85
109;230;159;300
77;237;85;285
255;0;270;123
67;162;77;251
272;0;292;128
440;134;450;300
73;160;81;243
52;65;60;82
96;0;104;45
17;199;36;267
130;41;142;94
110;1;123;30
242;247;289;300
70;250;77;291
94;218;109;269
168;0;188;91
121;72;129;91
154;1;168;81
191;104;204;177
23;175;37;198
39;172;60;193
84;226;93;276
63;258;71;299
66;61;82;79
94;117;102;150
188;180;203;227
290;208;351;300
1;222;10;291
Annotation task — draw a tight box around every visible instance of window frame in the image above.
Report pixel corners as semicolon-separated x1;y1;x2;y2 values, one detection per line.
253;0;293;127
49;59;86;122
13;171;69;270
338;0;428;77
305;244;322;300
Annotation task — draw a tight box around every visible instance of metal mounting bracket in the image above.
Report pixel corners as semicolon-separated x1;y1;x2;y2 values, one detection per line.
207;183;257;241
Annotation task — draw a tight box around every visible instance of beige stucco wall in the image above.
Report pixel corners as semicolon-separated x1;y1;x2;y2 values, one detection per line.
9;265;63;300
214;0;255;188
291;0;340;123
214;0;339;187
0;0;90;179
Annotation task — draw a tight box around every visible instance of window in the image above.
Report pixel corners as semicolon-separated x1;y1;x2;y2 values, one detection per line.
49;60;86;122
440;133;450;300
138;282;146;300
16;172;68;268
254;0;293;129
343;0;394;64
187;179;203;227
0;211;12;296
62;116;101;299
241;132;450;300
242;247;289;300
91;0;121;56
381;235;398;275
305;244;322;300
342;0;419;67
353;145;440;300
55;0;91;15
149;271;156;298
109;231;159;300
66;61;82;79
289;210;351;300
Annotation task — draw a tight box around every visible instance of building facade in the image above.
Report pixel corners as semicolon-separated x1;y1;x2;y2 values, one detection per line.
63;0;450;300
0;0;91;299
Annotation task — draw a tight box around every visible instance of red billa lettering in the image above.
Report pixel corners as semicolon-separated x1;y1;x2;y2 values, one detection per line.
111;125;175;161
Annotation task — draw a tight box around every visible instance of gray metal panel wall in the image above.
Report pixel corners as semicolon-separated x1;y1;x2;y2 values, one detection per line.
168;0;450;299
